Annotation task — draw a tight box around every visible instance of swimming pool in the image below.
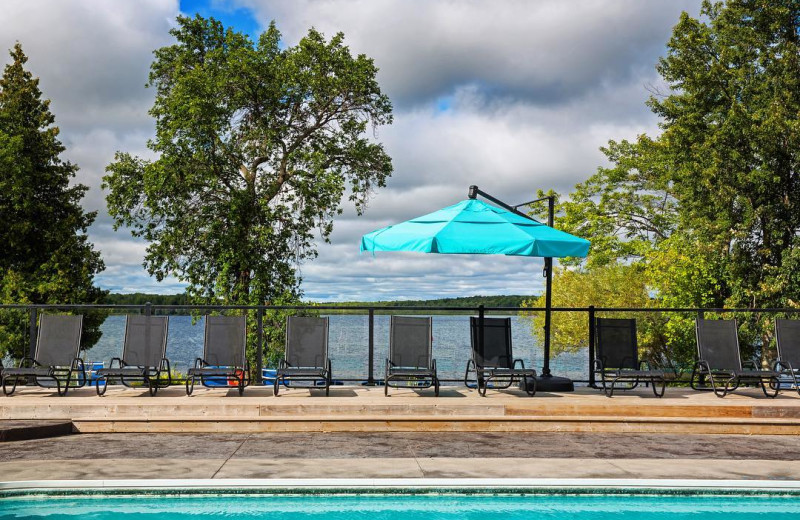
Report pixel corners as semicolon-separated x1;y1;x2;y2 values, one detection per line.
2;483;800;520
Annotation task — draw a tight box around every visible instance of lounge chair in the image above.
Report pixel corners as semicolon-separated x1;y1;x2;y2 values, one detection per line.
1;314;86;396
464;316;536;396
592;318;666;397
692;318;781;398
274;316;332;396
385;316;439;396
774;318;800;395
186;315;249;396
95;315;171;396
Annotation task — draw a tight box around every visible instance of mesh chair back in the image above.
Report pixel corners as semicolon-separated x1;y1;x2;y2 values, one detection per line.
595;318;638;370
286;316;328;368
35;314;83;366
122;315;169;367
775;319;800;368
389;316;432;368
469;317;513;369
204;315;246;367
695;318;742;371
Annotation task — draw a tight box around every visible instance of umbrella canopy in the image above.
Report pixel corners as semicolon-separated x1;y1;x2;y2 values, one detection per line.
360;198;590;258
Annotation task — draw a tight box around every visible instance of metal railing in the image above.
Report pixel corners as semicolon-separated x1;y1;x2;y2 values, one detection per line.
2;303;799;387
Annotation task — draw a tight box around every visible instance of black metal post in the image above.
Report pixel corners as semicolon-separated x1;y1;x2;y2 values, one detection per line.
478;304;485;355
541;195;555;377
257;308;264;385
28;308;37;359
588;305;596;388
144;301;152;317
367;308;375;385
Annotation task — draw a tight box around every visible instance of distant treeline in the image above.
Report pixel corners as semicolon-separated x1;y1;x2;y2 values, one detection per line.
103;293;190;306
102;294;531;309
323;295;532;309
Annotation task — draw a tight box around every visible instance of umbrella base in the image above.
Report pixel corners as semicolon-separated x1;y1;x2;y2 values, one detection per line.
526;374;574;393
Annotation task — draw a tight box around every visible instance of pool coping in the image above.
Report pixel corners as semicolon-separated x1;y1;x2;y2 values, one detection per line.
3;478;800;497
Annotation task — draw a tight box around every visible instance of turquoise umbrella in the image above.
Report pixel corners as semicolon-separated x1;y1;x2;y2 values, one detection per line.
360;187;590;392
360;198;589;258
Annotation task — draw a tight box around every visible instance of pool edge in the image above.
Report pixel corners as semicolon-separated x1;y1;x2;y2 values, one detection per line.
3;478;800;497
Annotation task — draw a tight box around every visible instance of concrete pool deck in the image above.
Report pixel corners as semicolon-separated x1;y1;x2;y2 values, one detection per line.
2;432;800;481
2;384;800;434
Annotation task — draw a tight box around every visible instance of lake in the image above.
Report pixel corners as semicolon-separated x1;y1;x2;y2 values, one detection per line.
83;314;590;383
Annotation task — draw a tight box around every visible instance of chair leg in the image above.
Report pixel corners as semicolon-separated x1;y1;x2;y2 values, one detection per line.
238;374;245;396
523;374;536;397
434;376;440;397
273;375;280;396
186;375;195;396
3;376;18;396
761;377;779;398
652;377;666;398
96;376;108;396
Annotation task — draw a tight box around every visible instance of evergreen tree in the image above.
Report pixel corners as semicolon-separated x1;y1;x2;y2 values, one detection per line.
0;43;105;358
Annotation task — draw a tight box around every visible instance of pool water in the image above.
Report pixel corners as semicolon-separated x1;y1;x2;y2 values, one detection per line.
2;493;800;520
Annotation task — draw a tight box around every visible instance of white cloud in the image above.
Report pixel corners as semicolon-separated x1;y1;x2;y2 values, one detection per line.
1;0;703;299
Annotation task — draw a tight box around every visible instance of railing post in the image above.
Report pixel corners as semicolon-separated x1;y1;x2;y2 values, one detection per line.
28;308;37;359
144;301;152;317
257;307;264;385
588;305;596;388
367;308;375;385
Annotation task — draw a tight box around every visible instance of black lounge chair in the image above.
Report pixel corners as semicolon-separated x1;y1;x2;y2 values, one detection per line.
274;316;332;396
464;316;536;396
1;314;86;396
95;315;171;397
692;318;781;398
592;318;666;397
186;315;249;396
385;316;439;396
774;319;800;395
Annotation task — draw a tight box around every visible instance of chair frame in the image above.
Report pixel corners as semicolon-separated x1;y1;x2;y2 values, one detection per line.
464;317;536;397
95;315;171;397
1;314;86;397
690;318;781;398
384;316;439;397
186;315;250;396
592;318;666;398
274;316;332;396
773;318;800;396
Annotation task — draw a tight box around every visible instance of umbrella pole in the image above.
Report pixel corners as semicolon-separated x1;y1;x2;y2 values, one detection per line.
542;256;553;377
535;196;574;392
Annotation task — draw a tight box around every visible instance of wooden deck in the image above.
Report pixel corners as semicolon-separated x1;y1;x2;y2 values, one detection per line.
1;385;799;434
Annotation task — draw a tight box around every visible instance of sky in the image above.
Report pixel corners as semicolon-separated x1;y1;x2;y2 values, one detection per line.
0;0;702;301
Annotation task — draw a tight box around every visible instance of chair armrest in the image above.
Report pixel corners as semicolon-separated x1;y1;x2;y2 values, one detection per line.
18;356;39;368
109;357;124;369
431;358;437;373
513;359;526;370
774;360;794;372
742;359;758;370
593;359;604;371
639;360;653;371
193;357;205;369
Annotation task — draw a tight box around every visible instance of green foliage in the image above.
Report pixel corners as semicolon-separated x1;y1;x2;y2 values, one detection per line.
526;0;800;367
104;16;393;310
103;293;190;306
0;44;105;359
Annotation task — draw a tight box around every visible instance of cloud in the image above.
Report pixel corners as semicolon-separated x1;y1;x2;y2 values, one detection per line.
1;0;703;299
240;0;697;108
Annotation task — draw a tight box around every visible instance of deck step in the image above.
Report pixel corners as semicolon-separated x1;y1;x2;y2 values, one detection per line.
71;414;800;434
0;420;73;442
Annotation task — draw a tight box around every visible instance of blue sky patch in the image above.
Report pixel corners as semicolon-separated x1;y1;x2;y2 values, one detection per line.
179;0;262;41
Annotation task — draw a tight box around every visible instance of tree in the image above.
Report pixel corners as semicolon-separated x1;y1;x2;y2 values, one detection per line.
104;16;393;310
0;44;105;359
530;0;800;364
522;264;682;369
